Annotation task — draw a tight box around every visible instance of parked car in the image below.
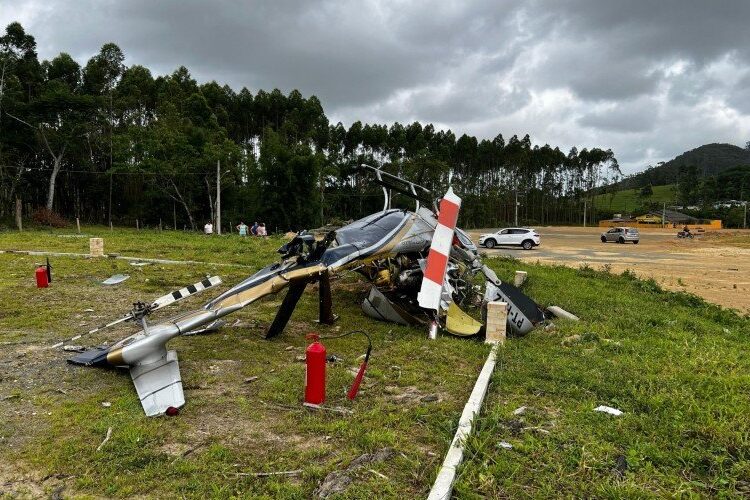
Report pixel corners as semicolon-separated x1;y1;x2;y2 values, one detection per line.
478;228;540;250
601;227;639;244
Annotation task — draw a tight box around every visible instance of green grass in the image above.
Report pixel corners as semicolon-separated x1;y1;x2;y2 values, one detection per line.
594;184;677;214
1;228;749;497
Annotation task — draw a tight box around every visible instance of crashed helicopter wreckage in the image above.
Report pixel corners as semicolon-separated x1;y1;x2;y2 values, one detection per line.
56;165;545;416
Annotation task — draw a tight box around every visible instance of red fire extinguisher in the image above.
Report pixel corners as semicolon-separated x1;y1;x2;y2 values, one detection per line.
305;333;326;405
35;266;49;288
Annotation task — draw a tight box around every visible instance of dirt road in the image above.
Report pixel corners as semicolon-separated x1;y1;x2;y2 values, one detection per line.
468;227;750;314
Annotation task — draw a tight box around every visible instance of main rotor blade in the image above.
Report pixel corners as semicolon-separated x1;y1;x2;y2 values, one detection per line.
150;276;222;312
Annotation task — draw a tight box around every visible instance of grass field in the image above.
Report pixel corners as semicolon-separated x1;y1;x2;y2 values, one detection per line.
1;227;749;497
594;184;677;214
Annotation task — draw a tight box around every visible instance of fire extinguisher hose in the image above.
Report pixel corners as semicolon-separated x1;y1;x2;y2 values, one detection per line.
319;330;372;400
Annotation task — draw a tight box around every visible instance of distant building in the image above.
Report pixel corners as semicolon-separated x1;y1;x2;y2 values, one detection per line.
644;209;698;225
599;208;722;229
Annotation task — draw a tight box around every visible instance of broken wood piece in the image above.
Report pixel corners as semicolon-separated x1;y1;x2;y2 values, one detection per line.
368;469;389;480
234;469;302;477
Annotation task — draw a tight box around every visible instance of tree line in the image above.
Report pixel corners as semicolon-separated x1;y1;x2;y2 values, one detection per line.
1;22;621;232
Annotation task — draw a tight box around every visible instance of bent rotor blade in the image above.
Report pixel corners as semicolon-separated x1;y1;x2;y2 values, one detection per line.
51;313;133;349
150;275;222;312
417;187;462;312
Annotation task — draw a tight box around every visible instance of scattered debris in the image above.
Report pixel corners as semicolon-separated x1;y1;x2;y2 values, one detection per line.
523;426;551;435
101;274;129;285
234;469;303;478
546;306;580;321
498;441;513;449
83;308;94;313
303;402;354;415
244;376;259;383
512;405;528;415
420;394;440;403
101;402;112;408
295;355;306;362
284;346;295;351
562;334;581;345
129;261;151;266
62;345;85;352
1;394;20;401
96;427;113;451
544;322;556;332
613;454;629;477
594;405;623;416
368;469;389;480
315;448;395;498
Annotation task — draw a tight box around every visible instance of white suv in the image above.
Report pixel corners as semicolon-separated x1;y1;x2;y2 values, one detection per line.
478;228;540;250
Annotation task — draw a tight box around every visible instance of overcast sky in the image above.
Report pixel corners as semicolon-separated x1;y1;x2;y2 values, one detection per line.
3;0;750;174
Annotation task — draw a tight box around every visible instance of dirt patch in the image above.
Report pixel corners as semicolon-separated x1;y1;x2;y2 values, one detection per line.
471;227;750;313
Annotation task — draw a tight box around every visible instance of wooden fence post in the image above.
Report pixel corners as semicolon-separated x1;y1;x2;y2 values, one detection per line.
15;197;22;231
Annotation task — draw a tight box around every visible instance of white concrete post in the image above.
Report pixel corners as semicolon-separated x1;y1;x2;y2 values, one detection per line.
514;270;527;287
89;238;104;257
485;301;508;345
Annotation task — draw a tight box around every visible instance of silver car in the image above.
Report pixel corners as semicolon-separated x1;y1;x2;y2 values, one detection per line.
601;227;639;244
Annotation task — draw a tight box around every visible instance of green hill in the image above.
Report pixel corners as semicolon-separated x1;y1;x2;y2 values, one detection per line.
593;184;677;214
622;143;750;188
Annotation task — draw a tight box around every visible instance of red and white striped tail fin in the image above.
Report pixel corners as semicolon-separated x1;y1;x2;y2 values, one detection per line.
417;187;462;311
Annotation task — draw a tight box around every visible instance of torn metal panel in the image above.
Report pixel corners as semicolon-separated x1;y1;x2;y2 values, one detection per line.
102;274;129;285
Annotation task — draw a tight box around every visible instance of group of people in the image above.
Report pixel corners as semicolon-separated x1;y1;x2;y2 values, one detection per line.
203;220;267;237
236;221;267;237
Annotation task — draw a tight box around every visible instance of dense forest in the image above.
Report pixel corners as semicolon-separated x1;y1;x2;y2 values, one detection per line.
0;22;622;232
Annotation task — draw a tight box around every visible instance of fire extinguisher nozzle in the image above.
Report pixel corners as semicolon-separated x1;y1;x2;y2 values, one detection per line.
347;362;368;400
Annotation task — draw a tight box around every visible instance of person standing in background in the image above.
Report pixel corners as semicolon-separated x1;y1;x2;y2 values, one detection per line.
251;221;259;236
204;221;214;235
236;221;248;237
257;222;267;238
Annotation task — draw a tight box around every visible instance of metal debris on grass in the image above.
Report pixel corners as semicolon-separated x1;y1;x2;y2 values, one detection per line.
101;274;130;285
594;405;623;416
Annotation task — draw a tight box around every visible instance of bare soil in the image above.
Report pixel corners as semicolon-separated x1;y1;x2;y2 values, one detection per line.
469;227;750;314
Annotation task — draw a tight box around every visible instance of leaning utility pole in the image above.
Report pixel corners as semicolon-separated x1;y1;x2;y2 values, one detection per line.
662;202;666;228
216;159;222;235
514;188;519;226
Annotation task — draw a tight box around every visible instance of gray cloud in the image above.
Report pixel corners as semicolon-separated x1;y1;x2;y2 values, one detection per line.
3;0;750;173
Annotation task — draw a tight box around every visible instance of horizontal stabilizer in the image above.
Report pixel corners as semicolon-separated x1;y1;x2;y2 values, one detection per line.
67;346;109;366
130;350;184;416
